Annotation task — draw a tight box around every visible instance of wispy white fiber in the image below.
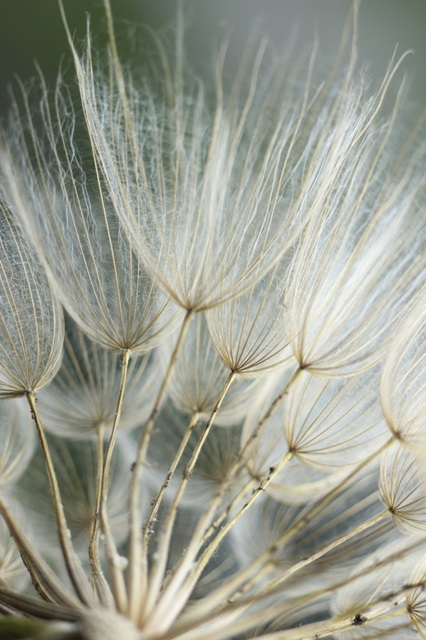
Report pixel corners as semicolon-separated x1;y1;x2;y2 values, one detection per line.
0;196;64;397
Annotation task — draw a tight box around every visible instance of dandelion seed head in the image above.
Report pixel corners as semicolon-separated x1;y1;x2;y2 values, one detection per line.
0;2;425;639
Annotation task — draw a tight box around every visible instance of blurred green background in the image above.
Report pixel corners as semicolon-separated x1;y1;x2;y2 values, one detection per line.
1;1;425;116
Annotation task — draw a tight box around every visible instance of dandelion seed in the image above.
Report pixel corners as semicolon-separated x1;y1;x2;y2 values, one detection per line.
380;296;426;450
38;315;163;440
284;91;426;376
166;313;264;423
0;196;64;397
207;263;293;378
1;130;177;355
65;21;310;314
380;442;426;534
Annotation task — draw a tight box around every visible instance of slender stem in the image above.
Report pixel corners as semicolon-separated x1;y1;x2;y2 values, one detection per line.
0;603;17;617
187;438;393;615
203;451;293;546
101;513;128;613
0;497;83;610
25;392;95;606
232;511;389;604
193;452;294;586
269;439;393;549
210;367;302;501
198;370;302;547
127;309;193;621
90;349;130;613
171;536;426;640
247;604;410;640
88;424;114;608
142;410;200;548
171;604;409;640
275;573;426;640
203;477;257;543
233;367;302;475
143;369;301;635
142;372;236;624
0;588;80;622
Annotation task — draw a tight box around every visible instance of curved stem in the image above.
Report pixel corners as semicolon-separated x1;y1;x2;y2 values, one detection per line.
26;392;95;606
0;497;83;610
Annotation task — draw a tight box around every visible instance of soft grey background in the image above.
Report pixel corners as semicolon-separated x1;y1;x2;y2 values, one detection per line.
1;1;425;116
